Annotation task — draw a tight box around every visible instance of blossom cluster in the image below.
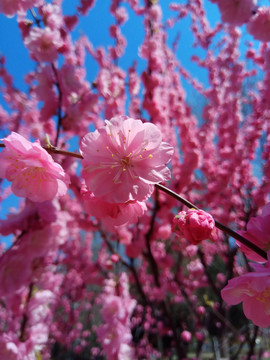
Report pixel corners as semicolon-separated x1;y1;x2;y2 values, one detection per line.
96;274;136;360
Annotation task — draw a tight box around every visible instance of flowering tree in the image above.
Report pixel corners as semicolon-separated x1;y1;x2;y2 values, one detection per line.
0;0;270;359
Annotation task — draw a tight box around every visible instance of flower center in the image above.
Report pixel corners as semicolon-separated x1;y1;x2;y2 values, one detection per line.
256;288;270;305
121;156;131;168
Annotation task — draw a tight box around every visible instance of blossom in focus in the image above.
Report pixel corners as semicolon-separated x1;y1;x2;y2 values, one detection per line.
80;116;174;203
172;209;215;245
221;255;270;328
215;0;257;26
237;202;270;263
82;190;147;230
247;7;270;42
0;132;70;202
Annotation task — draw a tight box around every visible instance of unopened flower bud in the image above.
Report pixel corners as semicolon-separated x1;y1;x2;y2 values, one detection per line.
172;209;215;245
181;330;192;343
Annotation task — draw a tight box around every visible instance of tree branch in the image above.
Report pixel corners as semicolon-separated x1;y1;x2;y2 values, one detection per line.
0;143;267;260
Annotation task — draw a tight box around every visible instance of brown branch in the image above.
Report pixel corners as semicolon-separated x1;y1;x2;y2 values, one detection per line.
19;282;34;342
51;64;63;147
155;183;267;260
198;249;221;300
144;189;161;287
101;232;149;305
45;146;83;159
246;325;259;360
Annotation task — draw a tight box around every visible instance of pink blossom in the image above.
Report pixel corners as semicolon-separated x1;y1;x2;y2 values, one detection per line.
97;322;133;360
77;0;96;15
157;224;172;240
125;238;144;258
128;66;140;96
0;200;57;235
0;335;18;360
0;132;70;202
58;63;83;98
172;209;215;245
197;306;206;315
39;3;63;30
181;330;192;343
97;274;136;360
110;254;119;263
24;27;63;63
237;202;270;262
149;4;162;22
0;0;21;17
247;7;270;42
82;190;147;230
0;0;42;17
20;226;54;259
27;290;55;348
221;257;270;328
80;116;174;203
215;0;257;26
114;7;128;25
64;15;78;31
0;249;32;296
97;67;125;99
195;332;204;341
184;245;198;257
117;227;132;245
187;259;204;277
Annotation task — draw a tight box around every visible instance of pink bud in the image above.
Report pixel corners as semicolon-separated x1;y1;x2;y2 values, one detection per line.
197;306;206;315
181;330;192;343
110;254;119;263
217;273;226;283
157;224;172;239
172;209;215;245
195;331;204;341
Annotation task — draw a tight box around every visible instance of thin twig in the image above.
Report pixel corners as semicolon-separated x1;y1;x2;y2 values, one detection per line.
51;64;63;147
101;233;149;305
19;282;34;342
144;189;161;287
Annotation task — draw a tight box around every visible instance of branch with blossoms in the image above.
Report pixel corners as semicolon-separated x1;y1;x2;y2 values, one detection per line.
0;131;266;260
